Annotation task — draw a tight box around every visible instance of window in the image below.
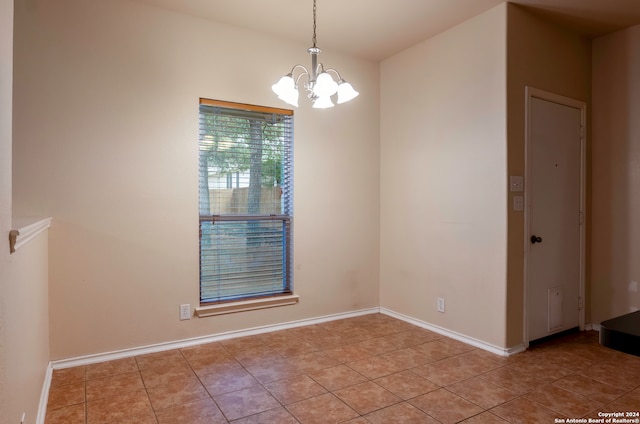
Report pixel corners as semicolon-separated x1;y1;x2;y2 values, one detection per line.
198;99;293;305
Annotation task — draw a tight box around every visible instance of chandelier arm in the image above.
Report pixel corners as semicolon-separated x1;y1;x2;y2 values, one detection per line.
323;68;343;81
293;68;310;86
289;64;309;75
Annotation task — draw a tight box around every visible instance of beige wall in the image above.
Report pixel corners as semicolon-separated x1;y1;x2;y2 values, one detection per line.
592;24;640;324
505;4;591;347
0;0;13;421
380;4;508;348
12;0;380;360
4;233;51;424
2;0;51;423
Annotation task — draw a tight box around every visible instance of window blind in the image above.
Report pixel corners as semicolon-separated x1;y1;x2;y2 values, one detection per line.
198;99;293;304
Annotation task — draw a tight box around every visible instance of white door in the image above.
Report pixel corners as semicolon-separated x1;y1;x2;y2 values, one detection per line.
527;91;584;343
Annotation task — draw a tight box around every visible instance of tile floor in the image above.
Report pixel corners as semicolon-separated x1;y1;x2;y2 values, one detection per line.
45;313;640;423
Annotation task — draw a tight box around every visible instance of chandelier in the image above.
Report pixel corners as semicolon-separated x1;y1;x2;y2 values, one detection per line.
271;0;359;109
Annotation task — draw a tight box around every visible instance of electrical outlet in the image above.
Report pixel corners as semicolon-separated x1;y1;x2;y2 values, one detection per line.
179;304;191;320
513;195;524;211
437;298;445;313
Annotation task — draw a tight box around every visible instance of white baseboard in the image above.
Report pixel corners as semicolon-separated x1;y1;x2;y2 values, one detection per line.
50;305;529;372
50;307;380;370
503;343;527;356
380;307;524;357
36;363;53;424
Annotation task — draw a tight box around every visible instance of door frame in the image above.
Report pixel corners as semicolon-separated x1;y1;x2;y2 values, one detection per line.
523;86;587;348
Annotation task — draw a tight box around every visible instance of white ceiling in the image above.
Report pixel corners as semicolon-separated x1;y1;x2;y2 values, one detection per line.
133;0;640;61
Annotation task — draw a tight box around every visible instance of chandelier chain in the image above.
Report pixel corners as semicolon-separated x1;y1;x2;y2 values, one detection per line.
312;0;317;47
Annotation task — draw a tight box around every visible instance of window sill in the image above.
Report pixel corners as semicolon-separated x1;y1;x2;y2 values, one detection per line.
9;217;53;254
195;294;300;318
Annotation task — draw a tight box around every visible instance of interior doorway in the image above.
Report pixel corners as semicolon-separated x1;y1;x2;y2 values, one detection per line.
524;87;586;345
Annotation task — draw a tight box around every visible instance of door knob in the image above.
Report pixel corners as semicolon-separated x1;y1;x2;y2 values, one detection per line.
530;235;542;244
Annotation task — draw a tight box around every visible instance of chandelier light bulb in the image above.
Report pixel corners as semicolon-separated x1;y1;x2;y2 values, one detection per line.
313;72;339;97
272;75;295;98
336;80;359;104
279;87;300;107
312;95;334;109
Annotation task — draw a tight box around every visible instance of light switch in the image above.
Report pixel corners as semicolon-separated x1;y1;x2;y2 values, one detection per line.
509;176;524;192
